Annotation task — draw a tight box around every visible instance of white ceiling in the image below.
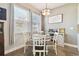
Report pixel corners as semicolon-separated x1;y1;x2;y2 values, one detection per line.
29;3;66;11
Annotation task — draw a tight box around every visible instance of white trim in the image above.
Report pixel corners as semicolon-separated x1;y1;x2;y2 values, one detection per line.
64;43;77;48
78;47;79;51
5;44;25;54
0;20;6;22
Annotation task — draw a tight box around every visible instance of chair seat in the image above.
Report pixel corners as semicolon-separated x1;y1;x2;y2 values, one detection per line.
35;46;44;50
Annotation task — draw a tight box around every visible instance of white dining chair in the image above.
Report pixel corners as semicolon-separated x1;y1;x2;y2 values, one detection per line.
32;34;47;56
23;32;31;54
52;32;58;55
53;32;64;55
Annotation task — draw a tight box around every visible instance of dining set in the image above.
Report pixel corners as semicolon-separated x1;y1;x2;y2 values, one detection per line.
23;31;60;56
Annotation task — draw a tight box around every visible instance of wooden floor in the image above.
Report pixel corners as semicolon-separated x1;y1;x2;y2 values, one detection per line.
5;45;79;56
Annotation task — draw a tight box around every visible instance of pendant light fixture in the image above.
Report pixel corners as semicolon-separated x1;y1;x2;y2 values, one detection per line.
42;3;50;16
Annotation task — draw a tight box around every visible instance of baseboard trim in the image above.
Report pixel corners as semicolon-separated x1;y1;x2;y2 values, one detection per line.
5;45;25;54
64;43;77;48
78;48;79;51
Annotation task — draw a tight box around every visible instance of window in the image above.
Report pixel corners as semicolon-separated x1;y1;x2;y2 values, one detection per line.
9;4;41;45
9;4;31;45
14;5;31;33
32;12;41;33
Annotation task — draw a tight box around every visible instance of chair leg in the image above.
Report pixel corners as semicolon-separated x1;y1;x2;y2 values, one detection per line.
24;46;26;54
55;44;57;55
46;46;48;56
55;48;57;55
33;52;35;56
46;52;47;56
39;52;41;56
43;52;45;56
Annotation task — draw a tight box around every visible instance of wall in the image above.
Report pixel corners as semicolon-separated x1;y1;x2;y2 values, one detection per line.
45;4;77;45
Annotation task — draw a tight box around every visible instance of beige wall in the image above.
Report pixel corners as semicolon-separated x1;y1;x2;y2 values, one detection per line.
45;3;77;45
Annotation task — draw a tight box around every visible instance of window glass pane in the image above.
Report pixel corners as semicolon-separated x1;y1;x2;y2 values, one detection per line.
14;5;31;33
13;5;31;46
32;12;41;33
14;6;29;22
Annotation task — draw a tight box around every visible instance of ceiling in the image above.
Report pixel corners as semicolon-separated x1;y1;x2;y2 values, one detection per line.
29;3;67;11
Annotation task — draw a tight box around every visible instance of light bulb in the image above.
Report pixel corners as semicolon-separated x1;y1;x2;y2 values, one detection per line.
42;9;50;16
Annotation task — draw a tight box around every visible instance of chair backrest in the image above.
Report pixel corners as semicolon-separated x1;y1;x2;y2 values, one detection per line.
32;34;46;46
32;34;46;52
53;32;59;41
53;32;64;47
